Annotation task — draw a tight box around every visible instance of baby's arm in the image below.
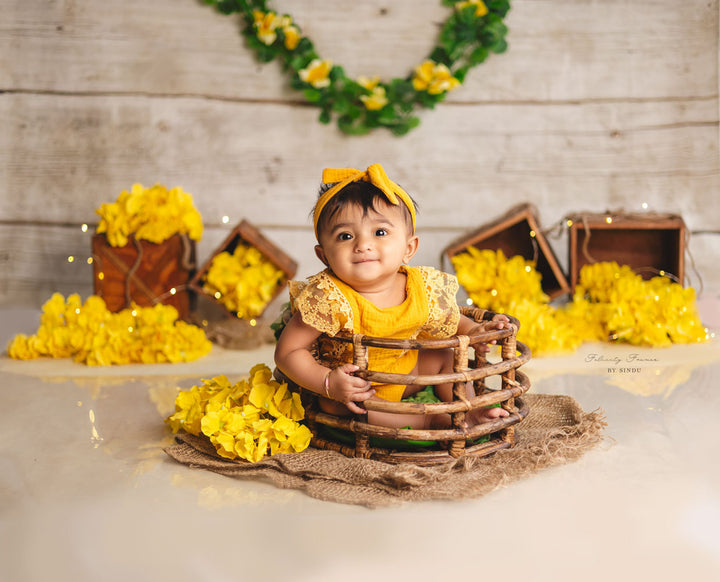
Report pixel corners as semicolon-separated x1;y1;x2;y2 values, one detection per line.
274;312;375;415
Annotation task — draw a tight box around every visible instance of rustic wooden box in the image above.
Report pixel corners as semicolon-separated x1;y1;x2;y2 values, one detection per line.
91;233;196;320
567;212;686;291
190;219;298;318
442;203;570;299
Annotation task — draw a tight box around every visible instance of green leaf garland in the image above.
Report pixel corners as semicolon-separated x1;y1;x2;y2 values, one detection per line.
204;0;510;135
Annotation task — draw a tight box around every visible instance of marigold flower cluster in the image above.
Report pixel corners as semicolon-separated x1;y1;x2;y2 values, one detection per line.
202;243;286;318
452;249;708;356
96;183;203;247
7;293;212;365
165;365;312;462
574;262;707;347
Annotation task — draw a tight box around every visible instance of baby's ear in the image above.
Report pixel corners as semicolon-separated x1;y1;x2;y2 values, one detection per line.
314;244;329;266
403;234;419;264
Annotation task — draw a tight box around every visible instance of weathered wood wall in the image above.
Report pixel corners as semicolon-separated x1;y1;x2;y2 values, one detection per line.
1;0;718;308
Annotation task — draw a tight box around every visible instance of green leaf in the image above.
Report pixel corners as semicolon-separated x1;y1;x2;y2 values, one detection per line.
318;109;332;124
216;1;240;15
303;88;323;103
469;46;489;65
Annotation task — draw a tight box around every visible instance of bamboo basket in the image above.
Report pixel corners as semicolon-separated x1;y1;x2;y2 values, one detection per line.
276;307;531;466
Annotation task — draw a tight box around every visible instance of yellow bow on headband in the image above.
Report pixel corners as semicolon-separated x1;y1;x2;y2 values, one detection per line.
313;163;416;238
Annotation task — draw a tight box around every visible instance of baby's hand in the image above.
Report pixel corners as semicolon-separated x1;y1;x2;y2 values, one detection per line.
326;364;375;415
470;314;511;353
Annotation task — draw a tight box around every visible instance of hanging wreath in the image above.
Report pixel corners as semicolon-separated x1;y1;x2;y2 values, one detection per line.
204;0;511;135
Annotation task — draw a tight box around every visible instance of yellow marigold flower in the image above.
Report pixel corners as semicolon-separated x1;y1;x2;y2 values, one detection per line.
357;76;389;110
282;25;300;50
299;59;333;89
357;76;380;90
412;60;461;95
253;10;281;45
455;0;489;17
7;334;36;360
360;86;389;111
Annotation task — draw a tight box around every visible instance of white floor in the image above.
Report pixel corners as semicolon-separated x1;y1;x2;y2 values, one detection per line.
1;304;719;582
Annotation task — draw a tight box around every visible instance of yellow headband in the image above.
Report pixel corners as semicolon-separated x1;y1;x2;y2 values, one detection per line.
313;163;416;239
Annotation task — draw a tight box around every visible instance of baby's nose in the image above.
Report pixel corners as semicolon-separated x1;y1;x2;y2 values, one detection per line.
354;235;373;251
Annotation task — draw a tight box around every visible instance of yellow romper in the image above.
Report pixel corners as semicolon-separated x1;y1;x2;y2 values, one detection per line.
288;265;460;401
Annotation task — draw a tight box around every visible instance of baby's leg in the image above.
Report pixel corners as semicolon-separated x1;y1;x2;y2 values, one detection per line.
416;348;509;427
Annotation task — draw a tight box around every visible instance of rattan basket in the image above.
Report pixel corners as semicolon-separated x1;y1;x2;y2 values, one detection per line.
276;307;531;466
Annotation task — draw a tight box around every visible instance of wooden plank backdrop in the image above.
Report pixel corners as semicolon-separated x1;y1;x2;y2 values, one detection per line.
1;0;718;308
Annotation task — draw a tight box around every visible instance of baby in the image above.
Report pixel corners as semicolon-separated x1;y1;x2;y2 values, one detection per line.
274;164;510;429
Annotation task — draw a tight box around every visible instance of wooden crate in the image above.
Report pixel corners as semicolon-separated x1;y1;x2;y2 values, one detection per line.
190;219;298;318
442;203;570;299
91;233;196;319
567;212;686;291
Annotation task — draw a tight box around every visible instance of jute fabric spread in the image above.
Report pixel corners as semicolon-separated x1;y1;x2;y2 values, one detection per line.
164;393;607;508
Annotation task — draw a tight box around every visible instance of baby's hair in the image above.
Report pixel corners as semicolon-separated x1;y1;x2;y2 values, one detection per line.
314;180;418;238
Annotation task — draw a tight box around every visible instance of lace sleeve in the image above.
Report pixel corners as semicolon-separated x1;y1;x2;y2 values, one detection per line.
418;267;460;338
289;272;353;337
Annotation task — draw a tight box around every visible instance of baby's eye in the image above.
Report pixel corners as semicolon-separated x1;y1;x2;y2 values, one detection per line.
375;228;388;236
337;232;353;241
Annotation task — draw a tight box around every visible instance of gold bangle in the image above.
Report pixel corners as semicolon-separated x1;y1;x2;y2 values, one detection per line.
323;370;332;399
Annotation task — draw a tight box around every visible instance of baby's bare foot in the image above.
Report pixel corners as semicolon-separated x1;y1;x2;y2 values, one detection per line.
469;406;510;425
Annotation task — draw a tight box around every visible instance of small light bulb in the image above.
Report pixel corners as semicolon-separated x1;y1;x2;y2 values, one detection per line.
566;219;573;227
67;255;75;263
529;230;536;238
170;288;177;295
606;216;613;224
466;298;473;306
87;257;93;265
128;326;134;333
131;310;137;317
491;289;498;296
250;319;257;327
641;202;648;210
98;272;105;280
81;224;88;232
214;291;221;299
222;215;230;224
525;266;532;272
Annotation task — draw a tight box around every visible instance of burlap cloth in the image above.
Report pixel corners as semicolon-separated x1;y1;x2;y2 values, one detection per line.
164;393;607;508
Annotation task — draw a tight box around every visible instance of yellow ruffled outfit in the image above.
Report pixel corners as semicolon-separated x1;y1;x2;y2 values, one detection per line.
289;266;460;401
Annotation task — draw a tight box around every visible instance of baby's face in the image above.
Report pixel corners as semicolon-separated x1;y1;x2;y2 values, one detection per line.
315;200;418;293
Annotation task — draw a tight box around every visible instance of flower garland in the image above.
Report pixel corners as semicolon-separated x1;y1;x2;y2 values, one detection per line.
96;183;203;247
7;293;212;365
165;364;312;462
201;243;287;318
452;249;708;356
204;0;510;135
